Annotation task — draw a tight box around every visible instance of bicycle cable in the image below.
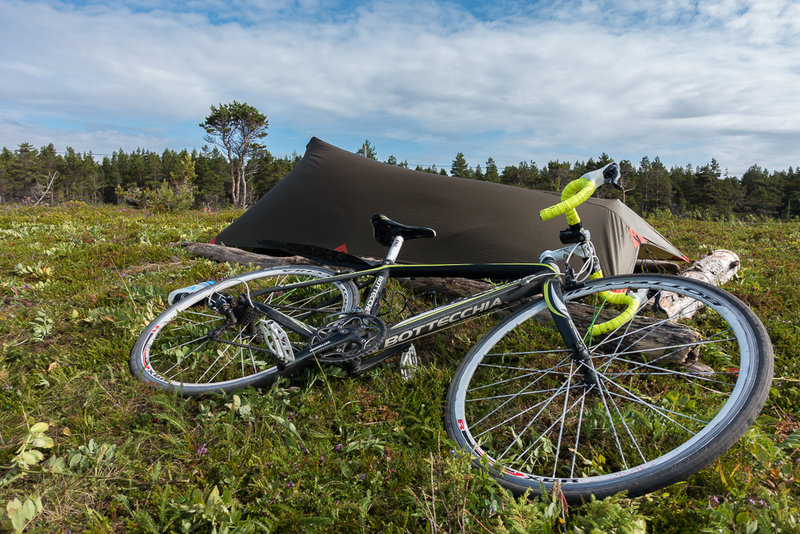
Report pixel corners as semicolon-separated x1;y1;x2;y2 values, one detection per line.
564;241;599;283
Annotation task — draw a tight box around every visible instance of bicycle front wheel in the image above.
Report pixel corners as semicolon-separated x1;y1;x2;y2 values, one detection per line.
445;274;772;502
130;265;360;396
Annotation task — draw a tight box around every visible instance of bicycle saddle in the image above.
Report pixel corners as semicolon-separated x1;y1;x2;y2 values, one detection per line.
371;213;437;247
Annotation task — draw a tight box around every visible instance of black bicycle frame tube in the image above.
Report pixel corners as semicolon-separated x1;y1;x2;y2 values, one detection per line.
363;270;390;314
542;276;599;388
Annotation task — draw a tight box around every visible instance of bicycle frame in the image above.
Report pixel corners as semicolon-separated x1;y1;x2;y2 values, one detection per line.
240;261;561;377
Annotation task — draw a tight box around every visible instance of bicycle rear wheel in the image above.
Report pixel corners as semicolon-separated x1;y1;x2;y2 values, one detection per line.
130;265;359;396
445;273;772;502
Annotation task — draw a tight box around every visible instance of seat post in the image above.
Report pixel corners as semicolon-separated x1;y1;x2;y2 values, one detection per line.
363;236;404;315
384;236;405;265
362;236;404;313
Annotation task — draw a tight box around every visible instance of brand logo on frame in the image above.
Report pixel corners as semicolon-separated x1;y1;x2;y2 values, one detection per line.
383;297;503;347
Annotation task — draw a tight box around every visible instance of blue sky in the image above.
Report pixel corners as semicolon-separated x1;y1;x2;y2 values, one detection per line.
1;0;799;176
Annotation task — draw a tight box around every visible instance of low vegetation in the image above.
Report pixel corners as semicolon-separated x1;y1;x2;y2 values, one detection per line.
1;204;798;532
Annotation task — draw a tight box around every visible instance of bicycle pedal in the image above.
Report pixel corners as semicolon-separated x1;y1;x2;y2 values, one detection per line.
399;344;419;381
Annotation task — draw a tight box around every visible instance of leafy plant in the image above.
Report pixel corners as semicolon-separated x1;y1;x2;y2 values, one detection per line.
2;495;43;533
2;422;54;488
12;263;53;280
30;311;54;342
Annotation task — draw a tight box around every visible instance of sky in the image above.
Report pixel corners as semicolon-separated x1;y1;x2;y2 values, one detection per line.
1;0;799;176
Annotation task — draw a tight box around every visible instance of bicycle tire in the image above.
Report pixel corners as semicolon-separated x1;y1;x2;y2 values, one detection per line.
130;265;360;396
445;273;772;502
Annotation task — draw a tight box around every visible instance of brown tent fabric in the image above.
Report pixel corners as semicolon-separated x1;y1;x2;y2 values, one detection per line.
213;137;686;276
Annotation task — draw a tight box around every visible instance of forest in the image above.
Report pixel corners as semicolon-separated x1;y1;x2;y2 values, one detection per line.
1;140;799;219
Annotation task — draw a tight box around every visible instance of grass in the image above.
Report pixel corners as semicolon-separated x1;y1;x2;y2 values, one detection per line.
0;204;798;533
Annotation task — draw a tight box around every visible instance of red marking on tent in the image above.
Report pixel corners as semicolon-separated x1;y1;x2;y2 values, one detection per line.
629;228;649;248
334;243;349;253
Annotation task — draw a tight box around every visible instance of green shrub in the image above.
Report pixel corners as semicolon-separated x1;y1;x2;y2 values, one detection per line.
116;153;197;212
116;180;195;212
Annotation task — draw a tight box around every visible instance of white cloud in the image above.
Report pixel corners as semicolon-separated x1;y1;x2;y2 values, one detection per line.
0;0;798;174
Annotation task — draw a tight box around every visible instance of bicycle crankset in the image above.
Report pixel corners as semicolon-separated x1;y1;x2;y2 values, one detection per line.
309;313;386;363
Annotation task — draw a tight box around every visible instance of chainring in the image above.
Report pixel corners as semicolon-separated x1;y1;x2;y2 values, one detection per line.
310;313;386;363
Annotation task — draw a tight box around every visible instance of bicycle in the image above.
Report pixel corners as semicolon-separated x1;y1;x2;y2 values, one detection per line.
130;162;773;502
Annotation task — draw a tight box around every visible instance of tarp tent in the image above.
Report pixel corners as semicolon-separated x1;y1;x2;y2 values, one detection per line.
213;137;686;276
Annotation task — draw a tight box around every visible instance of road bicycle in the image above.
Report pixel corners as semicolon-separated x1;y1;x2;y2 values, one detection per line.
130;163;773;502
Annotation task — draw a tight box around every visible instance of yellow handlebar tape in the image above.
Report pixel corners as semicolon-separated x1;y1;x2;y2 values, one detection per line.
586;271;641;338
538;178;597;225
539;175;641;336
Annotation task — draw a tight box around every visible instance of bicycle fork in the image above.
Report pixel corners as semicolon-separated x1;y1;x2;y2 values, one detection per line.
543;278;600;389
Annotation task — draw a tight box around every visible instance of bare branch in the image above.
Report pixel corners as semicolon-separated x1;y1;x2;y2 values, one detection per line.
33;171;58;207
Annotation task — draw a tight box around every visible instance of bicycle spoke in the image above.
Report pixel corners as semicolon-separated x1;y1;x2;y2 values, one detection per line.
474;391;556;438
604;377;647;465
482;348;572;358
552;361;575;478
511;384;589;468
592;362;630;470
205;326;247;383
601;380;708;431
569;393;587;478
469;355;573;392
467;385;575;403
474;362;582;447
599;354;737;388
592;296;712;357
158;337;211;377
175;310;225;322
469;357;574;427
477;361;572;374
596;336;735;372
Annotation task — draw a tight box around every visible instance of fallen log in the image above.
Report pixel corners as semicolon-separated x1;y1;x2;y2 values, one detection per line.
173;242;316;267
176;243;739;308
173;242;493;297
395;277;493;298
659;249;740;318
569;304;701;364
679;249;741;286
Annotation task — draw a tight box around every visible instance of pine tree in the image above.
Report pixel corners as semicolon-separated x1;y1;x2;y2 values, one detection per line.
201;101;269;208
451;152;471;177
